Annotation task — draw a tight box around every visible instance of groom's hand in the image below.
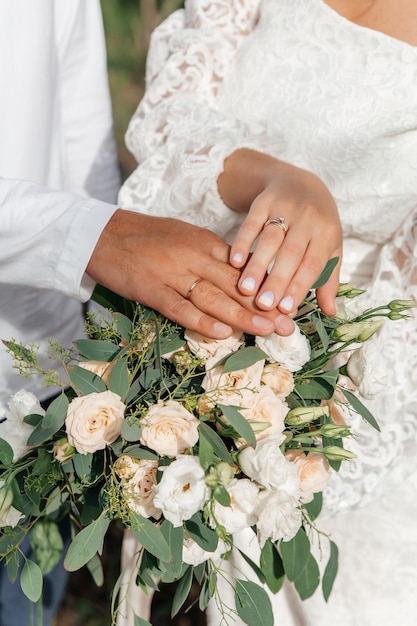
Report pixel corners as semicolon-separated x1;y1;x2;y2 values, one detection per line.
86;210;294;339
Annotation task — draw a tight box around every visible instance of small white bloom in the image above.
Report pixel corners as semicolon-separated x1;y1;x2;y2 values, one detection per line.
256;326;310;372
238;436;300;497
347;340;387;399
210;478;259;534
153;456;209;527
182;535;228;566
1;390;43;461
256;489;302;546
140;400;199;458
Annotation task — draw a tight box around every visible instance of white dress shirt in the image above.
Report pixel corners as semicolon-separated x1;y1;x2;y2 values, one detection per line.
0;0;121;412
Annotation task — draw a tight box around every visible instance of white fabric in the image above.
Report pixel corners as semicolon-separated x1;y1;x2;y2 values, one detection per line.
119;0;417;624
0;0;120;412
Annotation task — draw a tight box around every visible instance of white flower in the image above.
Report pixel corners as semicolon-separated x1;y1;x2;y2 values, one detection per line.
285;450;331;503
65;390;125;455
1;390;43;461
238;436;300;496
256;489;302;546
335;294;370;320
239;386;288;443
0;481;22;528
261;365;294;398
153;456;209;527
210;478;259;534
346;340;387;399
255;326;310;372
185;329;243;364
123;459;161;519
182;535;228;566
140;400;199;458
202;360;264;407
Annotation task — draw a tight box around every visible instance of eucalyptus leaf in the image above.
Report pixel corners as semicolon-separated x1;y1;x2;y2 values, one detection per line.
213;484;231;507
122;445;158;461
322;540;339;602
20;559;43;602
185;512;218;553
42;392;69;430
312;257;339;289
293;553;320;600
304;491;323;521
0;438;14;466
341;388;381;431
234;579;274;626
280;528;311;582
222;346;267;373
260;540;285;594
218;404;256;447
108;358;130;400
131;513;171;563
198;429;214;470
91;284;136;319
68;365;107;395
112;312;134;342
171;566;193;617
199;577;212;611
134;617;153;626
64;514;110;571
73;453;93;482
86;553;104;587
121;419;142;442
30;519;64;575
237;548;266;585
74;339;120;362
198;422;233;465
160;520;183;579
23;412;44;427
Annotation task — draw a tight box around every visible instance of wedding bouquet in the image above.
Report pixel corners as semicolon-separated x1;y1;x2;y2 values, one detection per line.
0;268;413;626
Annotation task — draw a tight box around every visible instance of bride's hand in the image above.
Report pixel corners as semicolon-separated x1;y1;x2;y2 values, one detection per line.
218;149;343;316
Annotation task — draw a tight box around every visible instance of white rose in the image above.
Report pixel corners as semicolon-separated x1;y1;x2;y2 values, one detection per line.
77;359;116;385
255;326;310;372
182;535;228;566
1;390;43;461
346;340;387;399
202;360;264;407
153;456;209;527
210;478;259;534
185;329;243;364
65;390;125;455
124;459;161;519
285;450;331;503
256;489;302;546
140;401;199;458
238;436;300;497
240;386;288;443
261;365;294;398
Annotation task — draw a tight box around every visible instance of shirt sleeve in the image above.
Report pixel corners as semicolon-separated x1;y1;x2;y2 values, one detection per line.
0;177;117;301
118;0;270;240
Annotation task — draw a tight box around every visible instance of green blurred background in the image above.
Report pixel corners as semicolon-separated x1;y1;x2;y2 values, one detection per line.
53;2;208;625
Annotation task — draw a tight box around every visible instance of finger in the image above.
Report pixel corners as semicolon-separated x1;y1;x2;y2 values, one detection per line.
230;200;269;268
315;252;343;316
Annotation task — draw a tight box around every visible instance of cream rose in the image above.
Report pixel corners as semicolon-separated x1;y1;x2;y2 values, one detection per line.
185;329;243;364
261;364;294;398
210;478;259;534
346;340;387;399
256;489;302;546
77;359;116;385
285;450;331;503
65;390;125;455
123;459;161;519
140;400;199;457
202;360;264;407
239;386;288;443
238;435;300;497
255;326;310;372
153;456;209;527
2;390;43;461
114;455;142;480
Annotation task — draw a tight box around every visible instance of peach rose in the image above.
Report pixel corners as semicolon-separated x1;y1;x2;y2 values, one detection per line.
124;459;161;519
77;360;116;385
140;401;199;457
285;450;331;503
65;390;125;455
202;360;264;407
239;386;288;443
261;364;294;398
114;454;142;480
185;329;243;364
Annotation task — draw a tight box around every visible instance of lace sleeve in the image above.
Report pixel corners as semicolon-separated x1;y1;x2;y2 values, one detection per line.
118;0;274;239
323;209;417;517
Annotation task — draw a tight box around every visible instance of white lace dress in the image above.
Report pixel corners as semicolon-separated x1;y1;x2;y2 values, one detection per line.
118;1;417;624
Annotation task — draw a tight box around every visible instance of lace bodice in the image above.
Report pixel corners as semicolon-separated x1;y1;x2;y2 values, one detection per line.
119;0;417;520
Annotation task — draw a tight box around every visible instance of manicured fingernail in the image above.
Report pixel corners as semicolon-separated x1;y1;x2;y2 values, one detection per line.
274;314;295;335
213;322;233;337
241;276;256;292
279;295;295;312
232;252;243;264
258;291;275;308
252;315;274;333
